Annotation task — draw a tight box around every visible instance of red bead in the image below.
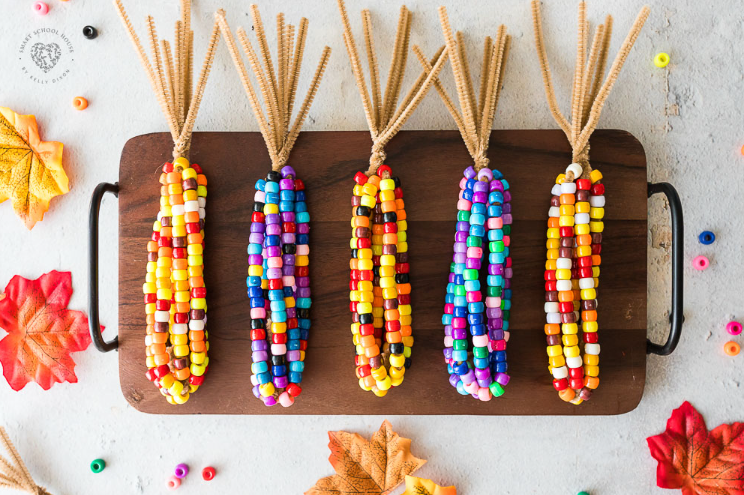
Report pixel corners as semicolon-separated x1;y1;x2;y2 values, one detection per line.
553;378;568;391
359;324;375;336
191;163;202;173
384;222;398;233
592;244;602;254
202;467;216;481
155;299;169;310
163;162;174;173
268;279;282;290
385;320;401;332
272;333;287;344
283;222;296;233
545;280;557;291
576;179;591;190
394;187;404;199
578;256;593;267
544;270;556;281
299;340;308;351
357;238;371;249
252;212;265;223
349;280;358;290
173;247;186;259
569;367;584;378
174;313;188;324
505;257;512;268
155;364;170;378
559;302;574;313
158;236;172;247
559;226;574;237
350;301;357;313
186;222;200;234
295;266;309;277
251;329;266;340
398;294;411;305
376;164;391;177
591;183;605;195
191;287;207;298
359;270;373;281
353;172;368;185
286;383;302;397
189;374;205;386
144;293;157;304
570;378;584;389
584;332;599;343
145;369;157;381
579;267;593;278
350;270;360;281
287;318;298;329
395;263;409;274
294;179;305;191
358;364;371;377
151;231;160;241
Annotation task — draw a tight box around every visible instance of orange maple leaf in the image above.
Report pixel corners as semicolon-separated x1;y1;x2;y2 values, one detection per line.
401;476;457;495
306;420;426;495
0;107;67;229
0;271;92;391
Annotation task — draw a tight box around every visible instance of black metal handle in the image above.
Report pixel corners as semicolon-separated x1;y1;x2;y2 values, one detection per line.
89;182;119;353
646;182;684;356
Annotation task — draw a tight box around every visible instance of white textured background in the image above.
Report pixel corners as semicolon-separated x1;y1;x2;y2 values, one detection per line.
1;0;742;494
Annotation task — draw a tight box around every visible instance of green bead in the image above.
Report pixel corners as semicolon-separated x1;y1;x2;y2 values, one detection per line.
453;340;468;350
90;459;106;473
473;346;488;358
577;492;590;495
489;382;505;397
502;310;510;321
454;285;466;296
449;262;456;272
487;286;502;297
457;211;471;222
503;225;510;235
489;241;505;253
466;236;482;247
463;269;478;280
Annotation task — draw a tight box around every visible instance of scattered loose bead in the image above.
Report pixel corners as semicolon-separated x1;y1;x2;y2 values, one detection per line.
724;341;740;357
692;255;709;271
726;321;742;336
202;467;216;481
73;96;88;111
577;492;590;495
698;230;715;245
83;26;98;39
33;2;49;15
90;459;105;473
174;463;189;478
654;52;670;68
166;475;181;490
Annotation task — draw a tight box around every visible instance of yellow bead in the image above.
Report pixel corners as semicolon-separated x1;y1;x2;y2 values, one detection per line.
590;207;605;219
296;255;309;266
563;345;580;358
555;174;566;184
191;298;207;310
403;346;412;358
592;266;600;277
157;257;172;267
547;345;562;357
590;221;604;233
399;304;412;316
582;321;599;332
172;215;185;226
358;259;373;271
169;380;184;396
168;184;183;195
575;224;590;235
545;260;557;270
379;266;394;277
371;244;383;256
584;365;600;377
562;323;578;335
362;183;378;196
377;376;392;390
390;376;404;387
547;248;559;260
143;282;157;294
173;157;190;169
172;269;187;281
182;167;197;180
576;202;590;213
146;273;156;283
380;254;396;266
174;291;189;303
585;354;599;366
162;205;172;216
562;335;578;347
359;378;372;391
398;231;407;242
259;383;275;397
156;288;172;300
191;352;206;364
358;291;373;303
171;334;187;346
398;241;408;253
153;220;162;232
187;244;203;255
146;356;155;368
402;336;414;347
188;255;204;267
547;228;560;239
357;302;372;314
160;374;175;389
555;269;571;280
382;287;397;299
372;387;388;397
397;220;408;232
360;195;376;208
590;170;603;183
357;248;372;259
352;184;364;196
389;354;405;367
379;277;395;288
380;178;395;190
145;303;156;314
546;238;559;249
576;245;592;257
188;384;199;393
264;203;279;214
197;185;207;197
558;216;575;227
400;315;412;326
173;345;189;357
190;363;206;376
248;265;263;277
580;288;597;300
371;367;387;380
379;190;395;202
146;261;157;273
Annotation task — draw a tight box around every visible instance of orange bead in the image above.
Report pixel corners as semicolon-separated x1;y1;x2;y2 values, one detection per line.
364;345;380;358
397;283;411;295
152;332;169;344
150;343;166;355
547;217;559;228
395;199;405;210
591;255;602;266
385;309;400;321
725;341;740;356
147;241;158;252
400;325;412;337
383;233;398;244
174;368;190;380
146;314;155;324
169;195;183;205
582;310;598;321
386;331;402;343
189;277;204;288
190;340;206;353
366;175;380;188
184;211;200;224
175;302;191;314
197;175;207;186
585;376;600;389
559;388;576;402
370;223;383;234
72;96;88;110
154;353;170;366
558;290;574;302
173;280;190;291
173;258;188;270
350;259;359;270
544;324;560;335
187;233;203;244
359;335;376;347
160;228;172;238
161;186;169;196
189;330;205;342
381;200;397;213
362;375;376;388
559;193;575;205
166;172;181;184
357;355;370;366
577;234;592;246
397;209;407;220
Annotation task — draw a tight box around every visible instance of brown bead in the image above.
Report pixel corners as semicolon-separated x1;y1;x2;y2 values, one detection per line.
383;299;398;310
355;227;370;238
581;299;597;310
396;253;408;263
161;216;172;227
545;291;558;302
148;252;158;262
369;355;382;369
592;233;603;244
374;204;383;214
559;247;573;258
576;190;590;202
154;322;169;333
546;334;561;346
173;358;189;369
190;309;205;320
351;313;360;323
550;196;560;207
351;196;361;206
373;215;384;224
560;312;577;324
579;387;593;401
182;178;198;190
173;237;186;248
560;238;574;248
383;245;397;255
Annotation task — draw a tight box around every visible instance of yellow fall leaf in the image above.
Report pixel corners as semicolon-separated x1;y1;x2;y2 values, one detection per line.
0;107;67;229
401;476;457;495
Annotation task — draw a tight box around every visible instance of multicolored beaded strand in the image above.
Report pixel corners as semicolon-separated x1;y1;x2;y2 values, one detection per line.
531;0;649;404
420;7;512;400
337;0;447;396
217;7;330;407
115;0;221;404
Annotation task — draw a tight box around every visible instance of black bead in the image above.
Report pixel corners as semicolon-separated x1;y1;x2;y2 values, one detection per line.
282;244;296;254
359;313;373;325
395;273;409;284
372;266;380;277
404;357;412;368
296;308;310;319
271;355;285;366
355;205;371;217
251;319;265;329
351;248;358;259
83;26;98;39
392;177;402;188
253;202;264;212
266;171;281;182
389;343;404;354
382;212;397;223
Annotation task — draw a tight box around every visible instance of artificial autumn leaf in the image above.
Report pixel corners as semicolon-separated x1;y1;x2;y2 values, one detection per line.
647;401;744;495
0;271;93;391
306;420;426;495
401;476;457;495
0;106;67;229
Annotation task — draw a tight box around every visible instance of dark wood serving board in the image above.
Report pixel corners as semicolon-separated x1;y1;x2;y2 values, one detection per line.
117;129;647;415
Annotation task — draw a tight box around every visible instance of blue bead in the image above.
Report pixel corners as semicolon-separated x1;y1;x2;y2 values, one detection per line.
487;229;503;241
295;201;307;213
453;306;467;317
456;381;469;395
270;300;286;311
488;205;502;217
494;350;507;362
447;363;454;374
287;340;301;350
247;286;263;298
264;181;279;192
298;318;311;330
280;190;295;201
445;294;455;304
247;243;263;254
454;274;464;285
467;313;483;324
471;203;486;215
296;297;312;309
265;192;279;204
494;362;508;373
489;252;506;264
473;357;489;369
502;300;512;310
265;235;280;246
470;323;486;336
501;179;509;190
296;211;310;223
452;361;469;374
295;191;306;201
492;169;504;179
503;320;509;330
466;178;476;190
446;282;456;294
699;230;715;245
272;365;287;376
246;276;262;287
442;314;452;325
489;191;504;204
289;372;303;383
487;275;504;287
462;190;473;201
268;290;283;301
469;225;485;237
503;289;512;300
289;361;305;372
250;297;265;308
299;328;310;340
251;361;268;374
453;295;467;307
255;179;266;191
279;200;294;212
271;311;287;322
257;372;271;384
470;213;486;226
296;234;309;245
283;287;294;297
468;302;484;313
464;280;480;291
288;328;301;340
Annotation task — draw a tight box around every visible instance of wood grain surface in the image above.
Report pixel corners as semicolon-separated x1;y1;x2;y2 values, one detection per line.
116;129;647;415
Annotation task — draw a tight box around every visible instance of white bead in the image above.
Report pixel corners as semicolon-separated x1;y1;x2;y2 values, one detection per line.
560;182;577;194
566;356;583;368
199;208;206;219
189;319;205;330
172;204;184;217
574;213;590;224
548;206;560;217
552;366;568;379
271;344;287;355
551;184;562;196
154;311;170;322
171;323;188;335
579;277;595;289
590;195;605;207
184;200;199;212
544;302;559;313
197;197;206;208
556;280;572;291
585;343;600;355
145;335;152;346
566;162;583;178
546;313;561;324
157;211;163;221
556;258;572;269
250;375;258;386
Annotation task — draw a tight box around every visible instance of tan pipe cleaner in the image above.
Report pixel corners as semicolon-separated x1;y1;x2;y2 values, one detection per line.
531;0;649;180
114;0;221;161
0;427;51;495
215;6;331;171
337;0;449;176
414;6;511;174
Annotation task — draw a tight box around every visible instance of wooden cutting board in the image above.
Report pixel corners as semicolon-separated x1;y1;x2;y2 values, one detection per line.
116;129;647;415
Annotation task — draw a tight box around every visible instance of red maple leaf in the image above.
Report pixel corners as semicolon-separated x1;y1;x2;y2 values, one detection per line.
647;401;744;495
0;271;93;391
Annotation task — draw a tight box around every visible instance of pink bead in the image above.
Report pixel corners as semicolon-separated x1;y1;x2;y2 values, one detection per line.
457;199;472;211
282;275;295;287
251;308;266;319
485;296;501;308
296;244;310;255
472;334;489;347
34;2;49;15
278;391;294;407
466;247;483;259
443;303;454;314
444;336;454;347
504;331;510;342
693;255;709;270
464;381;479;394
459;178;468;189
270;344;287;355
451;317;466;329
166;476;181;490
726;321;743;336
477;388;492;401
487;217;503;229
466;291;482;303
503;235;510;247
267;257;282;268
493;339;507;351
254;191;265;202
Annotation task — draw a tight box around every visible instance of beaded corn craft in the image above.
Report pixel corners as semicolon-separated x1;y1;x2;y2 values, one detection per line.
338;0;447;396
531;1;649;404
216;7;330;407
417;7;512;401
115;0;221;404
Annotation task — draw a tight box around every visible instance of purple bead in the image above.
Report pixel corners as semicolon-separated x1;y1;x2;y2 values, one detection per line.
281;212;296;222
266;268;282;279
452;328;467;340
477;377;492;388
449;373;461;387
250;222;265;233
280;178;294;190
282;265;294;276
252;385;261;398
474;367;490;379
503;191;511;202
296;276;310;287
502;202;511;214
444;325;453;336
249;233;264;244
273;375;289;388
488;318;503;330
265;213;280;224
444;348;453;359
248;254;263;266
454;253;466;264
461;369;476;383
488;264;504;275
282;254;295;266
486;308;502;319
504;278;511;289
473;181;488;193
286;307;296;318
263;396;277;406
490;329;504;341
455;231;468;242
448;273;457;283
296;223;310;234
456;221;469;232
297;287;311;298
472;191;487;203
253;350;268;362
496;373;510;386
252;340;268;351
477;168;494;181
287;350;301;361
282;233;296;245
464;166;476;179
454;242;466;253
280;166;296;178
265;223;281;236
505;268;513;278
266;246;281;258
490;180;504;192
465;258;481;270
